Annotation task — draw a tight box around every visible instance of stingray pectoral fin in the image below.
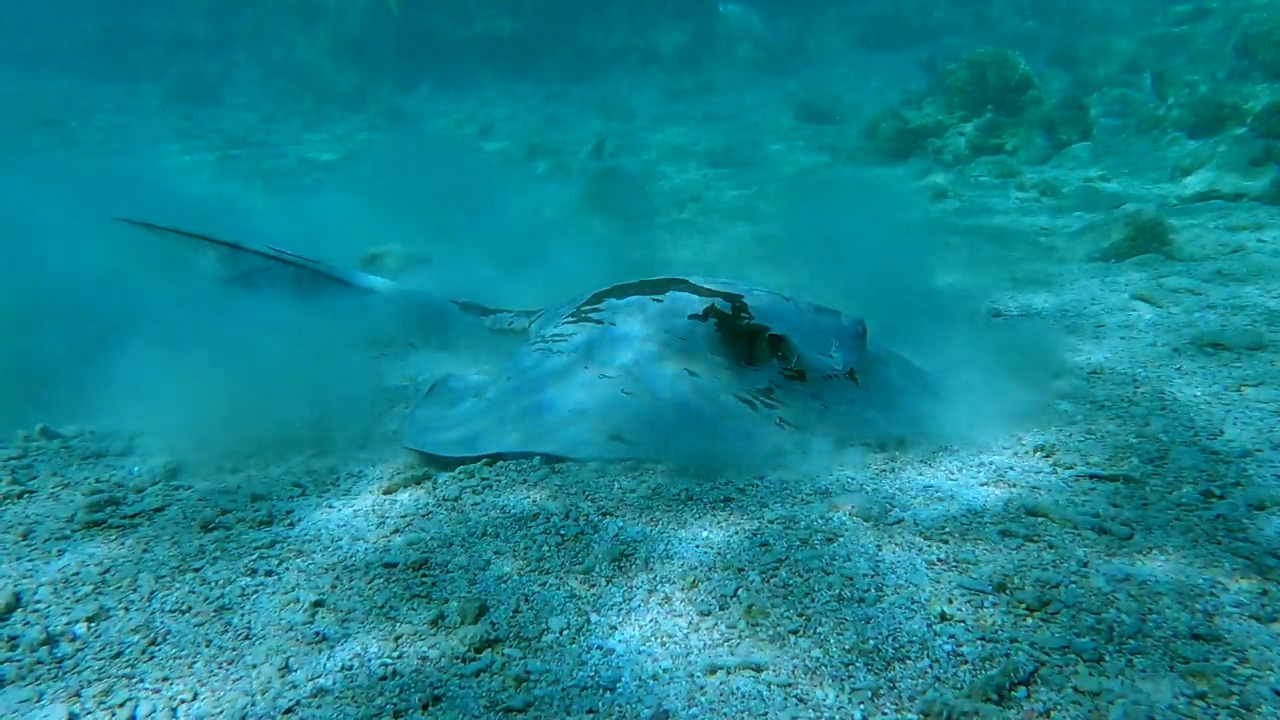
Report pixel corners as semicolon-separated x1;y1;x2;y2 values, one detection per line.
400;343;829;469
114;218;399;294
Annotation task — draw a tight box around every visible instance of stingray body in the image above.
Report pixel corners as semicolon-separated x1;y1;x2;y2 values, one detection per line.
117;219;938;465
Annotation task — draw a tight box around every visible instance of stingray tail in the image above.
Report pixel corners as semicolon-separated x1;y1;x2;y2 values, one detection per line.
114;217;400;294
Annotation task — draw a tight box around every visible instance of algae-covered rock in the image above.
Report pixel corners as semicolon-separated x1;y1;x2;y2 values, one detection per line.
1233;15;1280;80
966;115;1017;157
1041;92;1095;151
1149;67;1196;105
941;48;1042;120
929;109;1082;168
1092;206;1178;263
1248;100;1280;140
1167;90;1248;140
863;47;1091;167
862;107;948;161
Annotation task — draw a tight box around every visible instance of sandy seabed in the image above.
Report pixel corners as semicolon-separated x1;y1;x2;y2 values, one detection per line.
2;83;1279;720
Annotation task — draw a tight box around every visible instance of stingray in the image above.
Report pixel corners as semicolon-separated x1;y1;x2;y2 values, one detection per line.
116;218;940;466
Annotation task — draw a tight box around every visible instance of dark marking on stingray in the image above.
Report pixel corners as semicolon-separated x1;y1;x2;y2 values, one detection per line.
736;386;783;412
566;277;752;328
749;385;783;410
265;245;316;262
733;393;760;413
578;277;750;314
688;304;768;364
684;300;813;380
562;314;610;326
529;340;572;353
812;368;859;384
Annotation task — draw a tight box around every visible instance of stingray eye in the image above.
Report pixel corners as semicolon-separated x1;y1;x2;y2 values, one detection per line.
765;332;785;354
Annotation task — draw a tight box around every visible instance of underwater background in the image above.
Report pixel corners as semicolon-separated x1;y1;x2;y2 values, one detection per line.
2;1;1279;718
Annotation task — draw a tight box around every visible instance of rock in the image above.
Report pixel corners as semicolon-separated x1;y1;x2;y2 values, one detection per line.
1048;141;1099;171
497;694;535;713
1175;132;1280;203
456;597;489;626
966;659;1041;704
0;587;20;620
26;703;72;720
0;686;39;714
1190;326;1268;352
1092;205;1178;262
31;425;65;442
